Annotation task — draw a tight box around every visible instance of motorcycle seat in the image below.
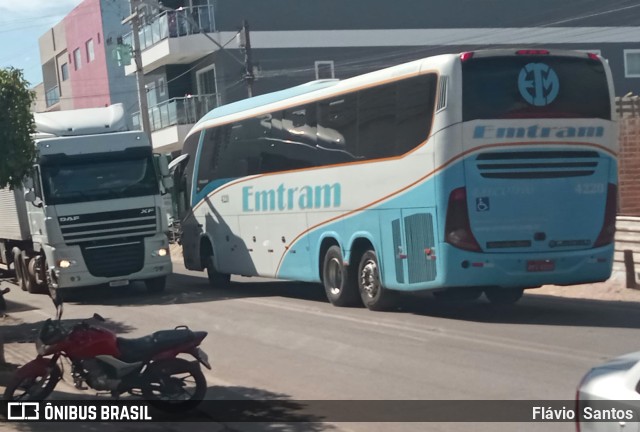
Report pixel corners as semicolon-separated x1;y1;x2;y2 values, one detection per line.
117;328;202;363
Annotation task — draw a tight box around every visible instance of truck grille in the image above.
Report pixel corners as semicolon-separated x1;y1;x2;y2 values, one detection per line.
80;240;145;278
58;208;156;278
59;207;157;245
476;150;599;179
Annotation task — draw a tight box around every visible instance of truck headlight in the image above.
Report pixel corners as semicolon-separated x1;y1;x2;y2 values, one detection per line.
153;247;169;257
57;259;76;268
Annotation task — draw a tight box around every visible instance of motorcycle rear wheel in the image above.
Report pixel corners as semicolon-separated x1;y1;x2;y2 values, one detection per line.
3;363;61;401
142;358;206;413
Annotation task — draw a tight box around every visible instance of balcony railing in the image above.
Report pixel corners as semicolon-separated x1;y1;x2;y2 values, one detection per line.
133;94;219;132
45;86;60;107
123;5;216;52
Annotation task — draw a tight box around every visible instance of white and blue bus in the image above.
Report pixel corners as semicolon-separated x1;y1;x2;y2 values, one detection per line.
174;49;617;310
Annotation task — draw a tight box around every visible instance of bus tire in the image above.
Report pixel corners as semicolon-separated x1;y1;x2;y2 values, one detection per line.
484;287;524;305
357;250;394;311
322;246;359;307
205;255;230;289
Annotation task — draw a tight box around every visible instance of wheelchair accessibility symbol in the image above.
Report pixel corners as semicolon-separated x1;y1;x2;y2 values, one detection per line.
476;197;490;212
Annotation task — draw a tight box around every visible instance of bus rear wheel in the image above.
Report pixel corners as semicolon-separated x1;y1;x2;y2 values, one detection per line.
322;246;359;307
358;250;394;311
484;287;524;305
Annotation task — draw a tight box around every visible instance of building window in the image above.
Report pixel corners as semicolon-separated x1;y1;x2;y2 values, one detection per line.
315;61;335;80
86;39;95;62
625;50;640;77
73;48;81;70
158;77;166;97
60;63;69;81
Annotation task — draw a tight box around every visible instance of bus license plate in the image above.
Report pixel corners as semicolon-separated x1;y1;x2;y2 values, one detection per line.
109;280;129;287
526;260;555;272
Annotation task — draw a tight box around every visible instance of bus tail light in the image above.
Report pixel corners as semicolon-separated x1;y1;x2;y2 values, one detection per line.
587;52;600;61
460;52;474;62
593;183;617;248
445;187;482;252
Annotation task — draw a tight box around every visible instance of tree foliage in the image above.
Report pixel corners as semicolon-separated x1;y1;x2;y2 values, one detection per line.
0;68;36;189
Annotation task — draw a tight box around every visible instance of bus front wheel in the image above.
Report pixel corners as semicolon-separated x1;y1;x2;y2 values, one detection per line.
357;250;394;311
205;256;231;289
322;246;360;307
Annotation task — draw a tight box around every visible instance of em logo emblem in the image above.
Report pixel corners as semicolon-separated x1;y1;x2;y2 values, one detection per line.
518;63;560;107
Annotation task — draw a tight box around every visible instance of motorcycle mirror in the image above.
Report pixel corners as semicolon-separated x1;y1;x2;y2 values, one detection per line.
49;287;64;320
92;313;105;322
56;302;63;322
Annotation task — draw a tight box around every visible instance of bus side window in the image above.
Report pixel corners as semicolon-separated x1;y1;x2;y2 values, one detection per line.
358;82;397;159
317;95;358;153
396;74;437;154
283;104;317;147
196;125;231;192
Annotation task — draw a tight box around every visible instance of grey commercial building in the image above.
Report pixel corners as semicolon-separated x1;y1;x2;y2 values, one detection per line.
125;0;640;153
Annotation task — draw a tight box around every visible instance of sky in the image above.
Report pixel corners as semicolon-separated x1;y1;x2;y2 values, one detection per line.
0;0;84;87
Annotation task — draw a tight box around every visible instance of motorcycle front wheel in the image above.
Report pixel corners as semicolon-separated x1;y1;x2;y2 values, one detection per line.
3;362;61;401
142;358;207;413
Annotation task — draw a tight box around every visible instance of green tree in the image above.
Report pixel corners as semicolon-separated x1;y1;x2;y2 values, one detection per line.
0;68;36;189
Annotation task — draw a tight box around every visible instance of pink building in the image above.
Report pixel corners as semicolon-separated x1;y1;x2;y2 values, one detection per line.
36;0;136;118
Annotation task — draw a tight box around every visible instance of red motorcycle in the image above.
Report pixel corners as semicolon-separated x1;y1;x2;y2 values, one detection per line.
3;300;211;412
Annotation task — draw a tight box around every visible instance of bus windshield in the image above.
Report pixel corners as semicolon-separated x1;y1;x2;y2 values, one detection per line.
462;55;611;121
41;157;159;205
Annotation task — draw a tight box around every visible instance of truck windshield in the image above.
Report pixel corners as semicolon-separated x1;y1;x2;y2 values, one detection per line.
40;157;159;205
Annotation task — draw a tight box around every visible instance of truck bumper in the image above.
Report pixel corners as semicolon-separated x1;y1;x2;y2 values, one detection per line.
44;234;172;289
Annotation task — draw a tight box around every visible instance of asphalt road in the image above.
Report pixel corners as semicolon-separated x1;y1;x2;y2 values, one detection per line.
2;260;640;432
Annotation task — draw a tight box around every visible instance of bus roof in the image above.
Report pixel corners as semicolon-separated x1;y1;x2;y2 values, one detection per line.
194;79;340;127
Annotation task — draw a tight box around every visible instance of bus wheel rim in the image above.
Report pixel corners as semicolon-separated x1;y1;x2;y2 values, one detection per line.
327;257;343;295
361;260;379;298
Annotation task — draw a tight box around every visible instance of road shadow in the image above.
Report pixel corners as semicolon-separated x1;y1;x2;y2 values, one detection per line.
3;385;334;432
27;270;640;330
66;272;329;308
397;291;640;329
2;299;39;314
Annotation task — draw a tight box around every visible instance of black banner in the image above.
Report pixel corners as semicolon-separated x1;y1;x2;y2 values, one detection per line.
1;400;640;423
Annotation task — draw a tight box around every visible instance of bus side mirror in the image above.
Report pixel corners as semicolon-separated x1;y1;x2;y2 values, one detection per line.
156;155;174;192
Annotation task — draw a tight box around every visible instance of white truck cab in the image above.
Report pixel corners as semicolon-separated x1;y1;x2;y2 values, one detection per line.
0;104;173;295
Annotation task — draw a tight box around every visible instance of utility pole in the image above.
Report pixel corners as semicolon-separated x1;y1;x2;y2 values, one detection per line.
240;20;255;98
123;0;151;136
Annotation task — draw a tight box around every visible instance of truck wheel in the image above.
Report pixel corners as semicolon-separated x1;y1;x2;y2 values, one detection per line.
145;276;167;293
357;250;395;311
25;256;47;294
13;249;27;292
205;256;230;289
322;246;360;306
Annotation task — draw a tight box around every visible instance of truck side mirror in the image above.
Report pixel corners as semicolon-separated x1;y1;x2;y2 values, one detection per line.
24;189;43;208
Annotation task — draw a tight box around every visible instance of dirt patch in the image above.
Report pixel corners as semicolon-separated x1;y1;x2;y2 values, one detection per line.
529;272;640;303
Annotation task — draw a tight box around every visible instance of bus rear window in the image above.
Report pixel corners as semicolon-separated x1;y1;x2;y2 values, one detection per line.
462;56;611;121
